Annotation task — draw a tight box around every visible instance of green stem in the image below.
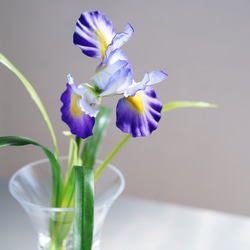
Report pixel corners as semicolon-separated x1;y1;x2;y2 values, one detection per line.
94;133;131;183
76;138;83;165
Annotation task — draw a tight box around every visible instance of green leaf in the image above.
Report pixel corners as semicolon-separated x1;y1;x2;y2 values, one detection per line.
0;53;59;159
0;136;64;207
162;101;217;113
63;131;80;186
74;166;94;250
50;168;75;249
81;106;112;168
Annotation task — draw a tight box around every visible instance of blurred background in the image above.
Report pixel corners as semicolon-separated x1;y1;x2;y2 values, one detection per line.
0;0;250;217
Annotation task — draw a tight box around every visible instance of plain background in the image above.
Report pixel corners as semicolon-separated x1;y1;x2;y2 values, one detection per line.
0;0;250;217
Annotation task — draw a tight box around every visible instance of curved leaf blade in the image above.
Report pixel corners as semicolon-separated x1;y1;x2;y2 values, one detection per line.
74;166;94;250
162;101;217;113
0;136;64;207
0;53;59;159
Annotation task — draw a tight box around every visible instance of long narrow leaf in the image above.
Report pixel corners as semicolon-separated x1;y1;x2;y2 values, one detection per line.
0;136;63;207
74;166;94;250
162;101;217;113
81;106;112;168
50;168;75;249
0;53;59;159
63;131;80;186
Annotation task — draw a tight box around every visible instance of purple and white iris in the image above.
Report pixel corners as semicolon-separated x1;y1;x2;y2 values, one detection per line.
73;11;115;59
61;11;168;138
60;77;95;139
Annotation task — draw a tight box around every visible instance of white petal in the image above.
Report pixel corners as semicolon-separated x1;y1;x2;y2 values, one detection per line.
147;71;168;85
124;73;149;97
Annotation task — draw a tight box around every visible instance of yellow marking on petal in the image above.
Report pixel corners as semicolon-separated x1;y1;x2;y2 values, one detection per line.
70;93;83;117
95;29;110;58
126;92;144;113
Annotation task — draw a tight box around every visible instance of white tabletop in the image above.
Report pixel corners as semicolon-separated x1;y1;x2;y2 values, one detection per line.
102;197;250;250
1;178;250;250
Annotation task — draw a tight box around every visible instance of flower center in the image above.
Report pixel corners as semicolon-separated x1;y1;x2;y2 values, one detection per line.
71;93;83;117
95;29;109;59
126;92;144;113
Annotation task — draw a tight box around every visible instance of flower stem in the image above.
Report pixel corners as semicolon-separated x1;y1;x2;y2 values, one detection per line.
94;133;131;183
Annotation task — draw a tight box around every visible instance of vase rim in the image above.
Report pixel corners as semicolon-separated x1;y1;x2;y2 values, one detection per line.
9;156;125;212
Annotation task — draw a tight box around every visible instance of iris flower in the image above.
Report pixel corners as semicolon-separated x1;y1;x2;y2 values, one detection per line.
91;48;167;136
60;75;97;139
115;71;167;137
61;11;168;138
73;11;133;60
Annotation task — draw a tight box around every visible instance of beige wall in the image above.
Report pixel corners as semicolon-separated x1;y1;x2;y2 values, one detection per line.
1;0;250;216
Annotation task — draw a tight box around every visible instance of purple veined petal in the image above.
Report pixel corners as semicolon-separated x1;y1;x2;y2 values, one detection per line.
60;83;95;139
124;73;149;97
73;11;115;58
102;47;129;67
147;71;168;85
77;84;100;117
91;49;129;90
123;70;167;98
91;60;128;90
70;81;87;98
105;23;134;58
99;67;133;97
116;87;162;137
67;74;99;117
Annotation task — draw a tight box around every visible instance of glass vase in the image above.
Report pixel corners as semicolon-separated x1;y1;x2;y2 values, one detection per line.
9;156;125;250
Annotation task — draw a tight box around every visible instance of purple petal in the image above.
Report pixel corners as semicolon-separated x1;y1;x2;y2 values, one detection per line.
148;71;168;85
92;60;128;90
91;49;130;90
73;11;115;58
124;73;149;97
123;71;167;97
105;23;134;58
99;67;133;96
60;83;95;139
116;87;162;137
66;74;99;117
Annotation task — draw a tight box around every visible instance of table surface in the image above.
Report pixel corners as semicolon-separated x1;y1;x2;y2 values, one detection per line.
1;178;250;250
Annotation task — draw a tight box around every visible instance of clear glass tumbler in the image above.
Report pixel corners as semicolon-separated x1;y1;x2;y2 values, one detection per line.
9;156;125;250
